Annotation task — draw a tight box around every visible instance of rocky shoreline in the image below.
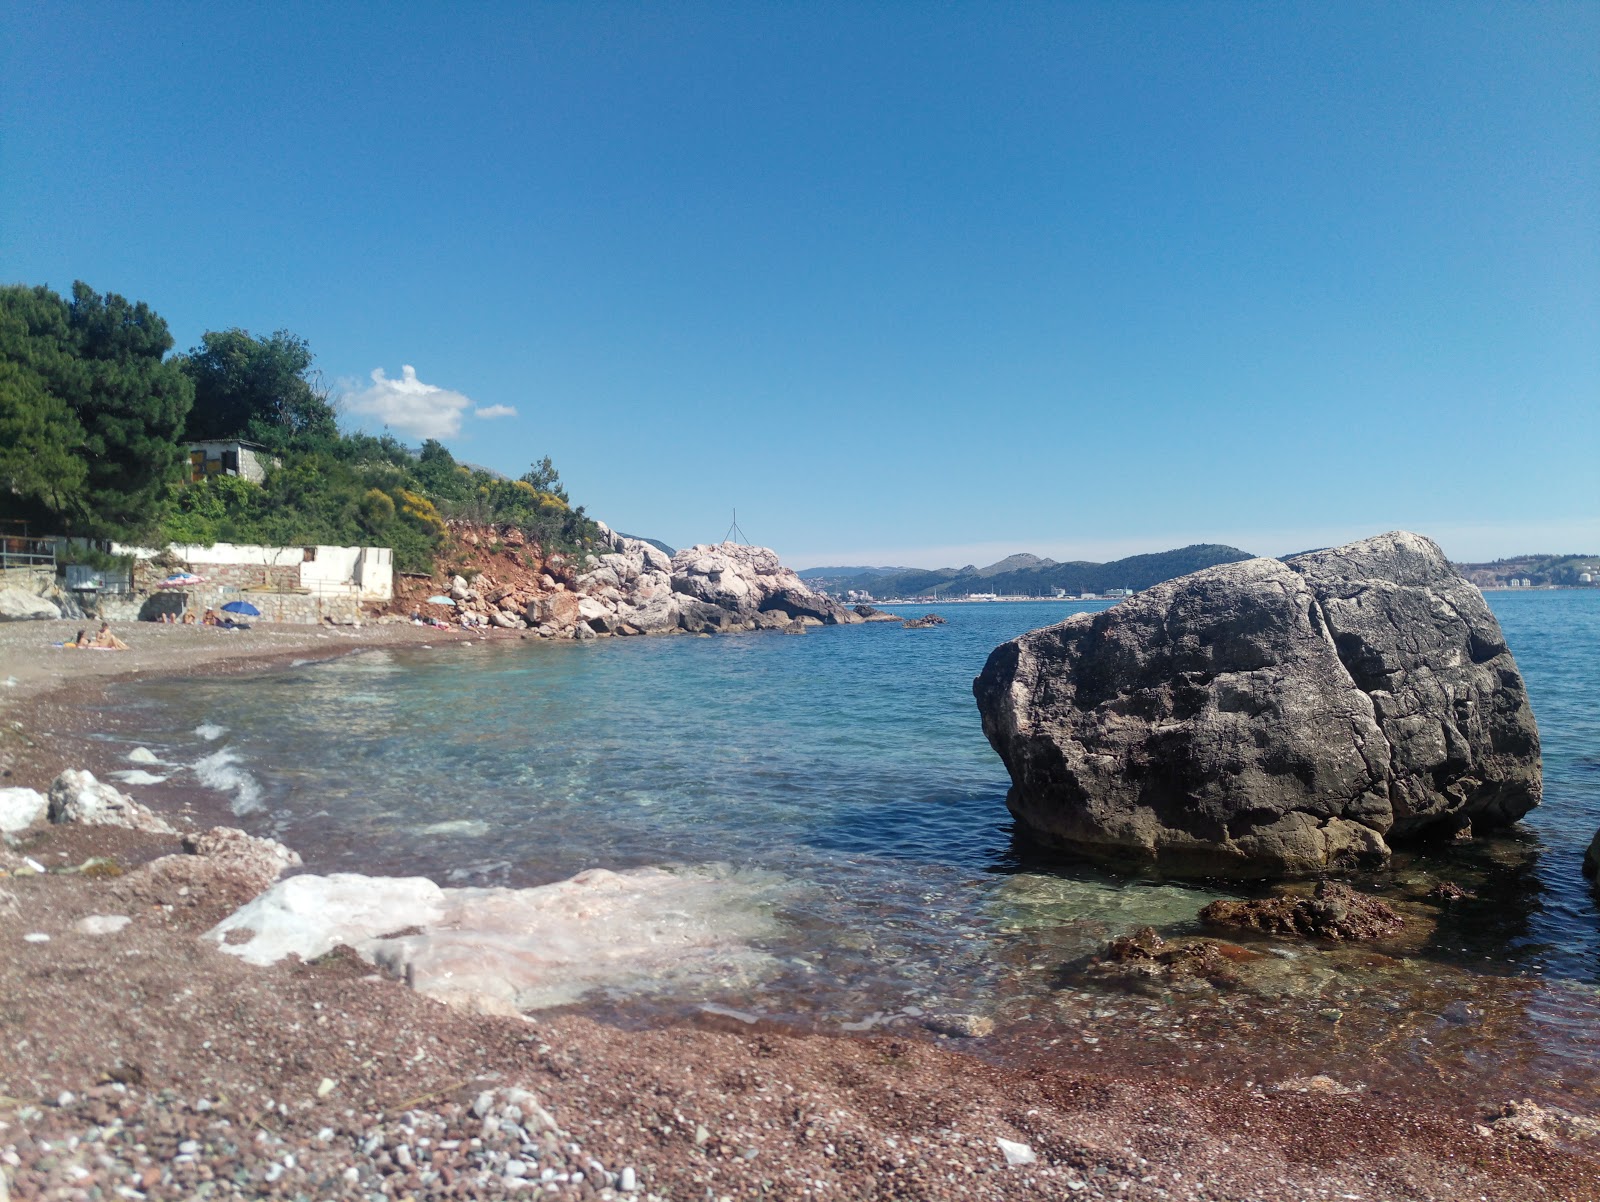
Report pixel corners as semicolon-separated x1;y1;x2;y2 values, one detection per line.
3;621;1599;1199
420;526;867;640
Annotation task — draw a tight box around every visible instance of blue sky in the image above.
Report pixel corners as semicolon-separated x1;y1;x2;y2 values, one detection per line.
3;3;1595;566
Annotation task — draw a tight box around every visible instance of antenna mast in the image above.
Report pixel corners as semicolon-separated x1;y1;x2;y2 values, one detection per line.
723;508;750;545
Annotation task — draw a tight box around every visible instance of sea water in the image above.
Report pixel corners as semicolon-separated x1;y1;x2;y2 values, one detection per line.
103;592;1600;1106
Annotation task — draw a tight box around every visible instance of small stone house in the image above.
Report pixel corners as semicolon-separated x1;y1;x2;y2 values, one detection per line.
187;440;279;484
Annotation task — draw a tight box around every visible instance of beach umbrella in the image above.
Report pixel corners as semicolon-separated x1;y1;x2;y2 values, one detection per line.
220;600;261;617
425;595;457;606
157;572;206;588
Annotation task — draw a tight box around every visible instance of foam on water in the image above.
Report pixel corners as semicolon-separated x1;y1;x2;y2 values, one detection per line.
194;723;227;741
193;747;264;815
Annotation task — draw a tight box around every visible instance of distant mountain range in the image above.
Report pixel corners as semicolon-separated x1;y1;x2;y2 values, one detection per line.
804;544;1256;598
796;565;913;581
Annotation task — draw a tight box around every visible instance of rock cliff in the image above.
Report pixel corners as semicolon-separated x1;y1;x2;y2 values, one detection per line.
389;521;857;639
532;525;857;638
973;532;1541;879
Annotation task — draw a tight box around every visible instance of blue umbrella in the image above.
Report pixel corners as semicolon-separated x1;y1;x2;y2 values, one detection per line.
220;600;261;617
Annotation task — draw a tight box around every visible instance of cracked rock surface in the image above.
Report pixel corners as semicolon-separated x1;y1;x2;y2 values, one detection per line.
973;531;1540;878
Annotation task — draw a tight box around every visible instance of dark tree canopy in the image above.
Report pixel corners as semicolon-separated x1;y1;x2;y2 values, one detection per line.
182;328;338;451
0;282;192;536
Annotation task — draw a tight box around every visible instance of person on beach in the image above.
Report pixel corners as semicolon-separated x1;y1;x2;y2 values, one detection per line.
202;607;220;626
68;628;88;648
88;621;129;650
181;609;197;625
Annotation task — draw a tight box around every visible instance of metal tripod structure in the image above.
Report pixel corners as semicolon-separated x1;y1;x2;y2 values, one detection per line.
722;508;750;545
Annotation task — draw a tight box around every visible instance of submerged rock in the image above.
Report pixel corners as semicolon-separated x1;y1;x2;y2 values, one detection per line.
207;866;779;1015
853;605;899;622
1199;881;1404;941
47;770;175;834
1583;830;1600;885
974;532;1541;879
1067;925;1244;993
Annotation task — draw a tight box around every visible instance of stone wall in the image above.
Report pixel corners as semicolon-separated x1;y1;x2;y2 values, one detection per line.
101;589;363;626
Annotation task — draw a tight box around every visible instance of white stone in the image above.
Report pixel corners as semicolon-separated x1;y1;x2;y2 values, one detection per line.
75;915;131;936
207;866;779;1013
619;1167;637;1192
997;1138;1036;1166
127;748;161;765
47;770;175;834
0;587;58;621
23;933;49;943
207;873;446;966
0;787;46;834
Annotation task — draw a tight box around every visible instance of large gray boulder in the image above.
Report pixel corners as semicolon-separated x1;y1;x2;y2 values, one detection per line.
974;532;1540;879
0;587;59;621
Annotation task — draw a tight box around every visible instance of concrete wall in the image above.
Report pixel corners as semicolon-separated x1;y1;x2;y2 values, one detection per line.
101;589;363;626
113;541;394;602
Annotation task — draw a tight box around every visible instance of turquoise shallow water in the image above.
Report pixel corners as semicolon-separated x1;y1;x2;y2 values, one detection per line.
104;592;1600;1103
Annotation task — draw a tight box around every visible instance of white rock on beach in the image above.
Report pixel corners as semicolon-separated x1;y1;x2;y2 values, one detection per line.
47;770;176;834
75;914;132;936
207;865;779;1014
0;787;47;834
0;586;59;621
997;1138;1037;1166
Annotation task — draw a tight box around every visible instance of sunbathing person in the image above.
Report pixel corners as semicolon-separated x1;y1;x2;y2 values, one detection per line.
88;621;129;650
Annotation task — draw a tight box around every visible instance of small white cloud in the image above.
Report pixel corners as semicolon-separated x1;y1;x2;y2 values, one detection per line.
474;404;517;420
345;365;473;439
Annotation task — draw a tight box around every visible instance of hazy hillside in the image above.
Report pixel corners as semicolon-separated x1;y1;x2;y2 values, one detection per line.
1453;554;1599;588
825;543;1255;598
796;565;912;586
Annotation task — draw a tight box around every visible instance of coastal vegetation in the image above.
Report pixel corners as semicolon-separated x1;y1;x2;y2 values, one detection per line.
0;281;597;571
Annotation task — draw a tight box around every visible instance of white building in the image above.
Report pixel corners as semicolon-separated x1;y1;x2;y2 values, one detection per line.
187;440;279;484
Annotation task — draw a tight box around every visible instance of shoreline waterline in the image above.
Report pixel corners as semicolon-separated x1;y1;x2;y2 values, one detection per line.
14;595;1596;1113
5;603;1600;1197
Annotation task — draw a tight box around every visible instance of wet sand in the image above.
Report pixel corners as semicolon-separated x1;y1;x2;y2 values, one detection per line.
2;617;1598;1200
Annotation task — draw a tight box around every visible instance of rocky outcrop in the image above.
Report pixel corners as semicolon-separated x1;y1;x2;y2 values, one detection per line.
0;587;58;621
1200;881;1404;941
522;525;858;640
120;827;302;910
47;769;176;834
974;532;1541;879
207;866;777;1015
